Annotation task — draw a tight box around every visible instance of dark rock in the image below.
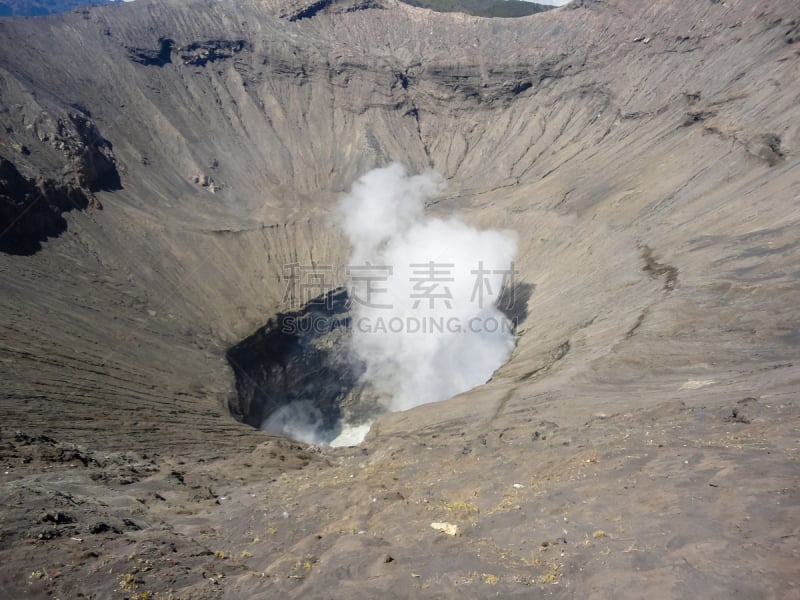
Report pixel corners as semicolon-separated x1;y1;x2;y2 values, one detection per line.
41;511;74;525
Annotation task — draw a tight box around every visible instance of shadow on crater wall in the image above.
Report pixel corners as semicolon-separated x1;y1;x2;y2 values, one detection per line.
225;289;383;443
226;279;533;443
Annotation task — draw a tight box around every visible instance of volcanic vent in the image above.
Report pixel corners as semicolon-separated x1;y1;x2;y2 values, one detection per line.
226;288;384;446
226;164;524;446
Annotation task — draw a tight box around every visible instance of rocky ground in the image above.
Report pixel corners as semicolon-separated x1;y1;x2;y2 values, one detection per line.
0;0;798;597
2;394;798;599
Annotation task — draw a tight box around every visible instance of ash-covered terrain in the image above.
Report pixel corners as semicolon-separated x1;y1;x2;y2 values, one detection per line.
0;0;799;598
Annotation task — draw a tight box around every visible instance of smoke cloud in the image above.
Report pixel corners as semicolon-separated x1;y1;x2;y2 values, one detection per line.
261;163;517;447
262;400;327;446
331;163;517;444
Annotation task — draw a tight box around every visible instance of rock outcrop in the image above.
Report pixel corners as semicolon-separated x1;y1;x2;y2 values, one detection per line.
0;89;119;253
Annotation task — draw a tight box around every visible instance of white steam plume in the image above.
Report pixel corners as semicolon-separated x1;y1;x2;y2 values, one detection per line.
337;163;517;424
262;401;326;446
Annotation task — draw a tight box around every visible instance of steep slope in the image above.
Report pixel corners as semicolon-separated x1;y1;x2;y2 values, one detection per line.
0;0;553;17
0;0;798;597
401;0;553;18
